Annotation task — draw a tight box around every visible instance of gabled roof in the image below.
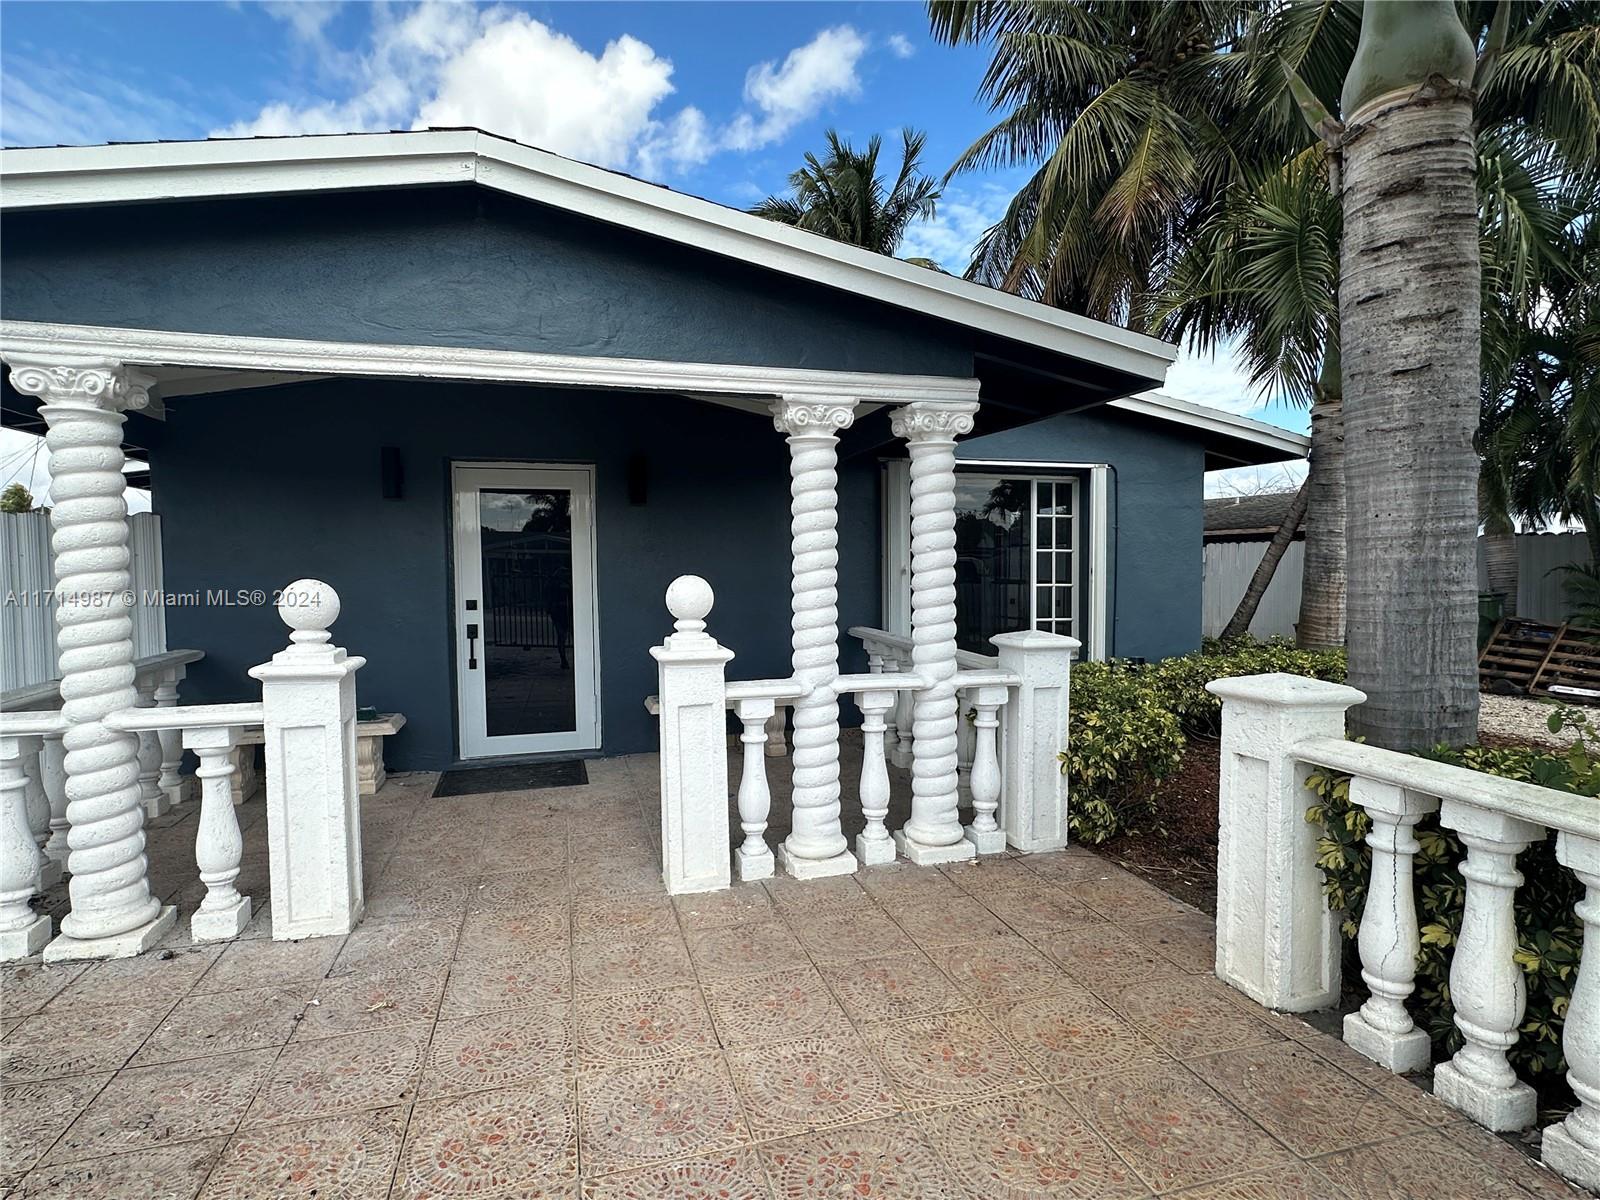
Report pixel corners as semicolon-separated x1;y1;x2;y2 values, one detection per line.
1115;393;1308;468
0;128;1174;384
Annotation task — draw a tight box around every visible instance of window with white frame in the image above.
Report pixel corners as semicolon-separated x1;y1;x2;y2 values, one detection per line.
950;473;1082;654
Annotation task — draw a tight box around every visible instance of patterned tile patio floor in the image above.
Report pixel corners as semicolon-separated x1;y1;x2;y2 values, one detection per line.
0;756;1585;1199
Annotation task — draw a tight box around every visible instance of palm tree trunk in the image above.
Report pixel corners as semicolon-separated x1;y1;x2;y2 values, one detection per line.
1481;518;1519;618
1296;348;1346;648
1339;0;1480;750
1221;480;1310;642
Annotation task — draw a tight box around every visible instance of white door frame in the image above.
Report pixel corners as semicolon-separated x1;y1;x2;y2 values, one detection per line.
451;462;601;758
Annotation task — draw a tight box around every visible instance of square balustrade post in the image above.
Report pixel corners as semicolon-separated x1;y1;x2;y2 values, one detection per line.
248;579;366;940
991;631;1078;853
651;576;734;895
1206;673;1367;1011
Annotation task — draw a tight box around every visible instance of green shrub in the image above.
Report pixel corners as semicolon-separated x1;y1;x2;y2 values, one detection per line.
1058;638;1347;843
1060;661;1185;843
1307;707;1597;1080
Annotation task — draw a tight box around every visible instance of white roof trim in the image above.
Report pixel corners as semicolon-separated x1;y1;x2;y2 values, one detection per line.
1109;391;1309;460
0;319;982;406
0;130;1175;383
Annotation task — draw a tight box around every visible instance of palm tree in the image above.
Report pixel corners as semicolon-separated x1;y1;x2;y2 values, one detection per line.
928;1;1287;327
749;128;943;263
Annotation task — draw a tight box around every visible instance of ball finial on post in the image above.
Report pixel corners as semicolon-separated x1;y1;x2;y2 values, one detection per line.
277;579;340;645
665;575;714;635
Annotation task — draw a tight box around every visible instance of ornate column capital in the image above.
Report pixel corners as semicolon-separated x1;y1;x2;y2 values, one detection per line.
6;358;153;413
770;396;857;438
889;399;979;442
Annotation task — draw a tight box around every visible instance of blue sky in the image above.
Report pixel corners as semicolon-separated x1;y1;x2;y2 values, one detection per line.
0;1;1307;496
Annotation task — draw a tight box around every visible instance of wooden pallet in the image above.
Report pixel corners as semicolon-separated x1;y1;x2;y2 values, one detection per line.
1478;617;1600;701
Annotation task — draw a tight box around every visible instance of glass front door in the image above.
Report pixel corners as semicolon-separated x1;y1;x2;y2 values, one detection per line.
452;465;599;757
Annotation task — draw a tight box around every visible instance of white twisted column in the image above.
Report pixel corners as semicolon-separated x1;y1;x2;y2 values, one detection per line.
771;397;859;880
890;400;979;865
9;359;175;960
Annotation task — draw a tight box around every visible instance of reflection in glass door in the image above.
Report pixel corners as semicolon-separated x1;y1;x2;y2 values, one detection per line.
453;465;599;757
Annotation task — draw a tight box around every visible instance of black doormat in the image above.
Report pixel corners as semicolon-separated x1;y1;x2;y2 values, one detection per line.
432;760;589;798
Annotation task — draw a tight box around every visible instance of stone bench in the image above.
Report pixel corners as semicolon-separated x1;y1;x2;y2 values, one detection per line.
235;712;407;799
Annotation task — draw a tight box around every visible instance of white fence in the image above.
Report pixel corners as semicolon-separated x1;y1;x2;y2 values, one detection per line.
1203;531;1594;640
1;510;167;691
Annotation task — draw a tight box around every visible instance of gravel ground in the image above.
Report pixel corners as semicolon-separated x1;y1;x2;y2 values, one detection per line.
1479;692;1590;748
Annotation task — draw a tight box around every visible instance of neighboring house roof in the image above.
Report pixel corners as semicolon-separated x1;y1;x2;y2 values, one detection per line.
0;130;1305;467
1204;491;1306;539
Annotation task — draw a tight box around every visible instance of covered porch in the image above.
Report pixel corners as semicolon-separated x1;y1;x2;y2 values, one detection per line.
2;759;1575;1200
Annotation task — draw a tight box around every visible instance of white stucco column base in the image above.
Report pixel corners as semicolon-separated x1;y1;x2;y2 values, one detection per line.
964;828;1006;856
1542;1124;1600;1195
893;829;975;866
1433;1058;1537;1132
44;906;175;963
776;844;858;880
192;895;251;941
735;845;775;882
855;834;897;867
0;915;52;960
1342;1011;1432;1074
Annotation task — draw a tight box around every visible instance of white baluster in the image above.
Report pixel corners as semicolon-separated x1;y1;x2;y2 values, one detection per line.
0;737;51;960
876;649;906;765
855;688;897;866
764;707;788;759
154;667;187;808
185;725;252;941
1543;830;1600;1192
133;675;165;819
39;732;70;878
733;697;776;882
1432;802;1541;1131
10;360;175;961
1343;780;1438;1071
771;396;858;880
963;685;1008;855
891;400;980;865
19;736;61;890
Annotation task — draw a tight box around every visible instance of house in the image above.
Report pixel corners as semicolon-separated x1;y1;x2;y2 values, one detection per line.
1203;490;1305;544
1;129;1303;778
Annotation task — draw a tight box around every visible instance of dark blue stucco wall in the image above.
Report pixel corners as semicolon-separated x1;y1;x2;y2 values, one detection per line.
0;188;972;378
148;379;880;771
958;404;1205;661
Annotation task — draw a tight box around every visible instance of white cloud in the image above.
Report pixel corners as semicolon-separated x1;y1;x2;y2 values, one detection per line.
1;58;206;147
1161;341;1277;416
723;26;867;151
212;9;871;181
898;179;1015;273
417;21;677;168
262;1;342;47
887;33;916;59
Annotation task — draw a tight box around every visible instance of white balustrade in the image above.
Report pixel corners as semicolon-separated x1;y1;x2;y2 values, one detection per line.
0;712;64;960
1342;779;1436;1072
1545;831;1600;1188
727;678;803;883
1210;671;1600;1192
39;732;69;877
1431;802;1541;1130
837;672;924;867
153;665;188;809
18;735;59;890
961;678;1010;855
133;674;165;819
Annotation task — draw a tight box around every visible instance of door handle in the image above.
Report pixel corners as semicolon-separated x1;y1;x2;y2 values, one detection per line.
466;622;479;670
